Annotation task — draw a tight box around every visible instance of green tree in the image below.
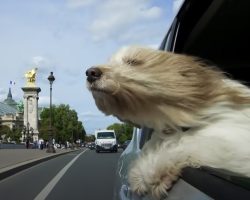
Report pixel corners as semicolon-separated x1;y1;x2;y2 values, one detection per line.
0;125;11;141
107;123;133;144
85;134;95;142
5;128;22;143
39;104;86;144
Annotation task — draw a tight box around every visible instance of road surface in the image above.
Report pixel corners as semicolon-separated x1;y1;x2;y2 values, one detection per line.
0;148;122;200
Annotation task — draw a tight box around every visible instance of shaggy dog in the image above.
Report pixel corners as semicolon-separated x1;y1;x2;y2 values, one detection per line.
86;46;250;199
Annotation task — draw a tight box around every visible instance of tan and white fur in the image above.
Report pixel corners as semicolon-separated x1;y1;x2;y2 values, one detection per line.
86;46;250;199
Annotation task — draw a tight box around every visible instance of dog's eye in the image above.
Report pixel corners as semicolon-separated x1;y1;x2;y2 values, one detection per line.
124;58;143;66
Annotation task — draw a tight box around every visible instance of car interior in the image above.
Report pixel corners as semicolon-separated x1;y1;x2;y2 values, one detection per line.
140;0;250;199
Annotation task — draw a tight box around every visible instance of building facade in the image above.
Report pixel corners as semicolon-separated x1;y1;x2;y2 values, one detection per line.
0;88;24;141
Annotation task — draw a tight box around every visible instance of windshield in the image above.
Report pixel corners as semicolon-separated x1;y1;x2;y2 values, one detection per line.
97;132;115;139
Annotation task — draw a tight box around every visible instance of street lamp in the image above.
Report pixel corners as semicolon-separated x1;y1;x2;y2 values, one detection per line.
46;72;56;153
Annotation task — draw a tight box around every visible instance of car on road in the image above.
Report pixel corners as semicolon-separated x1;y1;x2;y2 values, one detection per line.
113;0;250;199
95;130;118;153
87;142;95;150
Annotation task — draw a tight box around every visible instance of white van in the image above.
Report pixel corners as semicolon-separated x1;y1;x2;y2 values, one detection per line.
95;129;118;153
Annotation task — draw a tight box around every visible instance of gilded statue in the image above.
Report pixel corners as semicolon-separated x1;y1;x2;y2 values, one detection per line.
25;68;38;87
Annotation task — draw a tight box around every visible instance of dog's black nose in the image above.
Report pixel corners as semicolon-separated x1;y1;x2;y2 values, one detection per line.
86;67;102;83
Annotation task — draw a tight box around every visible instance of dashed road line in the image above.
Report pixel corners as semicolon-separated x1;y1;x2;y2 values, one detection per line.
34;149;87;200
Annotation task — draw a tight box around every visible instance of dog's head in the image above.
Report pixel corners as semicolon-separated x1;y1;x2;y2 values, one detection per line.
86;46;248;130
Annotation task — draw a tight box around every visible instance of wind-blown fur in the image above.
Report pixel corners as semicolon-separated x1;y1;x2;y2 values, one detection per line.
86;46;250;199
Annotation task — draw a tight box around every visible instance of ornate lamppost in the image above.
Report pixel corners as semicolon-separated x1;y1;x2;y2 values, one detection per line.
46;72;56;153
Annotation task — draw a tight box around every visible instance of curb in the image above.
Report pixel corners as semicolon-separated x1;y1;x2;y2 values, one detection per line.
0;149;80;181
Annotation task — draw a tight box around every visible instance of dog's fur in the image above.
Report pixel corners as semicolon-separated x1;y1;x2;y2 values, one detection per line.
86;46;250;199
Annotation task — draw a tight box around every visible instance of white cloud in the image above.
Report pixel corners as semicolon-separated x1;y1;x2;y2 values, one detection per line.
173;0;184;14
28;56;58;85
79;111;104;118
0;88;5;95
143;6;163;19
38;95;59;107
32;56;45;66
31;56;52;75
79;111;106;122
87;0;163;41
80;114;120;134
67;0;97;8
38;96;50;106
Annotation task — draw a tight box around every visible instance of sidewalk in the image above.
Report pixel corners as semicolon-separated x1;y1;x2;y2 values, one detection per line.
0;148;80;181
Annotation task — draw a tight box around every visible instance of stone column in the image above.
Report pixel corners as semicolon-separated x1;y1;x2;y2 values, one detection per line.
22;87;41;142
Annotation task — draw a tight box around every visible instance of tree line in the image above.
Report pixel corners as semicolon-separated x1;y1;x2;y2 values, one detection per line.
39;104;134;144
107;123;133;144
0;103;134;144
39;104;86;144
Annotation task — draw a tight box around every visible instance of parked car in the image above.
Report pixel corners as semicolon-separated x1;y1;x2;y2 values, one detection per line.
121;140;131;150
113;0;250;199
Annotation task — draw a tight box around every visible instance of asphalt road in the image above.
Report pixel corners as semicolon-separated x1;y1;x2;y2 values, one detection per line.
0;148;122;200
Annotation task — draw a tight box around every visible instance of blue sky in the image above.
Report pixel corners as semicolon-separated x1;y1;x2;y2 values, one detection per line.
0;0;183;134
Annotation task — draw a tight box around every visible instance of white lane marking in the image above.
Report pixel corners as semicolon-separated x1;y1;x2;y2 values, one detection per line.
34;149;87;200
